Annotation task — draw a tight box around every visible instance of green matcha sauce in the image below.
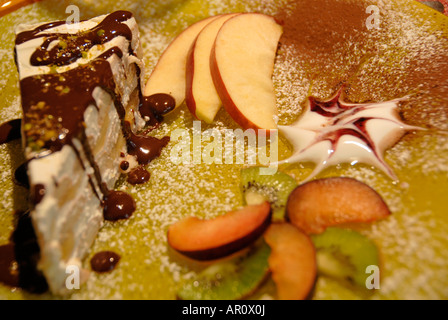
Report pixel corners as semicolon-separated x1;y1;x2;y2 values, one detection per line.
0;0;447;299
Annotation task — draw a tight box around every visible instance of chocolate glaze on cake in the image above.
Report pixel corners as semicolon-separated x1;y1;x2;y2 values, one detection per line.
18;11;133;154
17;10;170;199
16;11;133;67
20;59;119;154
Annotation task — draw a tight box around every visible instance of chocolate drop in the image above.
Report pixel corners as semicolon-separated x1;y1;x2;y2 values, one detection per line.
103;190;136;221
127;167;150;185
90;251;120;273
120;161;130;171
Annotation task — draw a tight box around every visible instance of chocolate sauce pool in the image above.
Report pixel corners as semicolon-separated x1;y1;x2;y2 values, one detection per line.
0;211;48;293
0;243;19;287
14;161;29;188
128;132;170;165
0;119;21;145
140;93;175;122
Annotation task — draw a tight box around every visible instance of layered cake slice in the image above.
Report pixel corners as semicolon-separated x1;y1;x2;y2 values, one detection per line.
14;11;145;295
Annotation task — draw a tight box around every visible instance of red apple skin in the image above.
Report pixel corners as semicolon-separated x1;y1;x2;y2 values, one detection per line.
167;201;272;260
209;12;281;138
144;15;219;110
286;177;391;235
210;44;276;138
185;13;240;123
209;44;253;130
264;223;317;300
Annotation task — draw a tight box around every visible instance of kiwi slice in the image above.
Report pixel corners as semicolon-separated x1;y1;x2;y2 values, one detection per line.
311;227;380;287
240;167;297;221
177;242;270;300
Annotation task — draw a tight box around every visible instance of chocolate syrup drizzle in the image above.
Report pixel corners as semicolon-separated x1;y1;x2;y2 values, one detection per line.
20;59;119;153
139;93;175;125
0;243;18;288
126;122;170;165
16;11;133;67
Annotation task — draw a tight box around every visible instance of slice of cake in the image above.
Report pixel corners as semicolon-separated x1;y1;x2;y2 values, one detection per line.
14;11;145;295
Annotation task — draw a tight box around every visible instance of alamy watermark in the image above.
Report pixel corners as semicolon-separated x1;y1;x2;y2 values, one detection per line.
366;265;380;289
65;5;80;30
65;265;80;290
169;121;278;175
366;5;381;30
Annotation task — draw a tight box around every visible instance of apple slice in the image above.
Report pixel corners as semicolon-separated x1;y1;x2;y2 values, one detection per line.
167;201;271;260
286;177;391;235
210;13;283;132
264;223;317;300
144;15;220;110
186;13;241;123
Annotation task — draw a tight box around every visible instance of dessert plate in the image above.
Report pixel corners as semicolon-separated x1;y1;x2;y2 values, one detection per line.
0;0;447;300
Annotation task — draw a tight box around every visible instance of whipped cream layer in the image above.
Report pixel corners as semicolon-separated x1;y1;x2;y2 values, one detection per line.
15;11;144;295
276;89;420;181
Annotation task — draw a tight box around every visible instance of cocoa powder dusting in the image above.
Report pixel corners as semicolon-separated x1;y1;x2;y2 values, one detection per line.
275;0;368;57
274;0;448;130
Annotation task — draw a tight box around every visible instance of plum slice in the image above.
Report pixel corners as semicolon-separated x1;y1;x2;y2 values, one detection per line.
286;177;391;234
167;201;271;260
264;223;317;300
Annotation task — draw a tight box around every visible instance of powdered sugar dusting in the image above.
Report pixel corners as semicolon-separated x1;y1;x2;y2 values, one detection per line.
0;0;447;300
